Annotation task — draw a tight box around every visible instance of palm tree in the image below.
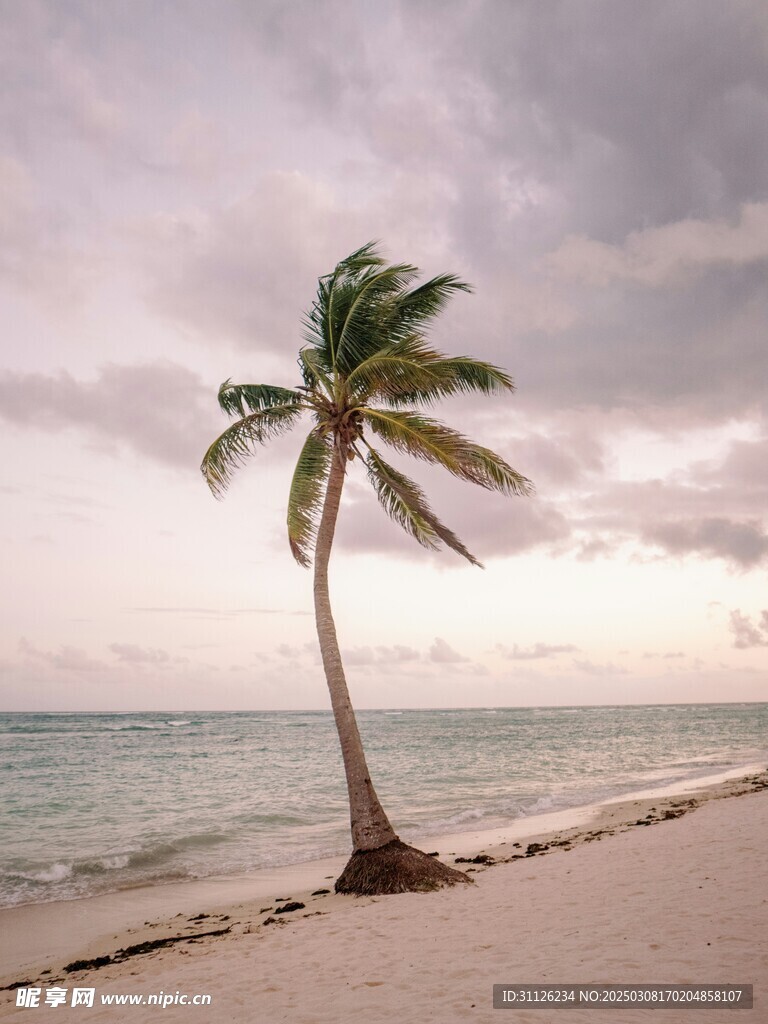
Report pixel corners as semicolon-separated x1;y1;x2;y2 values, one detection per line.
202;243;532;894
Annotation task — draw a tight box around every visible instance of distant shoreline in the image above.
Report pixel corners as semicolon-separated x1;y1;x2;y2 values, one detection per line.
3;701;768;713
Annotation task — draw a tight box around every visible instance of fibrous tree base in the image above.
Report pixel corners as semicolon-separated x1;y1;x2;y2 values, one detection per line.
334;838;473;895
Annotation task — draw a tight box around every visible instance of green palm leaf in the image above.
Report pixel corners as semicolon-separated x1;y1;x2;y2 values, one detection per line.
387;274;472;335
333;264;419;373
364;447;482;566
345;337;515;406
302;243;389;368
297;347;333;396
218;381;304;417
201;404;302;497
287;430;334;567
363;409;533;496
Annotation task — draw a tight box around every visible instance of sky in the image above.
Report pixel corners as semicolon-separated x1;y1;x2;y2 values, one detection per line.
1;0;767;711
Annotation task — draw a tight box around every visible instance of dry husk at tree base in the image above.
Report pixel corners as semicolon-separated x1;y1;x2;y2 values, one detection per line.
334;839;473;895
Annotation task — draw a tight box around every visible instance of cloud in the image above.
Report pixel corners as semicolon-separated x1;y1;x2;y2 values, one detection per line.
109;643;170;665
137;167;496;355
140;173;358;351
511;430;605;489
498;642;579;660
276;642;318;661
19;637;107;673
548;203;768;288
429;637;468;664
0;155;94;302
0;362;217;468
434;1;768;242
343;644;422;667
0;4;123;153
571;436;768;570
572;658;628;677
640;518;768;570
343;646;375;666
728;609;768;649
642;651;686;660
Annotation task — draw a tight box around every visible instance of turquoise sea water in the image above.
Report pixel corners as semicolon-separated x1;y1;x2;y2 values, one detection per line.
1;704;766;908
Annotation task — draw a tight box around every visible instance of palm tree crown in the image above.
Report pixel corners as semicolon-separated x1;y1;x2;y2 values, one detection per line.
202;242;532;561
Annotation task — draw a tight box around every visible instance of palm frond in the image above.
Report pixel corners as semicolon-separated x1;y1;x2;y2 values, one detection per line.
204;243;533;570
201;404;303;497
365;447;482;566
297;347;333;396
287;430;333;567
330;241;387;277
388;274;472;336
218;381;304;417
344;337;515;406
364;409;533;496
302;242;390;368
333;264;419;373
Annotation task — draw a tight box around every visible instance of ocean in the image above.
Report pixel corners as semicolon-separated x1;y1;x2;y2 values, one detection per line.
1;703;766;909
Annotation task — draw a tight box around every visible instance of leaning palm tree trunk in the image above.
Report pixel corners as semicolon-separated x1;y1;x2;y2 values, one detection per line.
313;442;398;850
315;441;471;893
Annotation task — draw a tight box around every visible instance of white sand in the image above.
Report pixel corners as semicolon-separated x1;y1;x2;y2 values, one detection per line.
2;773;767;1022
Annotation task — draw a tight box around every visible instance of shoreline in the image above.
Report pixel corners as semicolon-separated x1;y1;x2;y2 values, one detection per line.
4;759;763;915
2;764;766;993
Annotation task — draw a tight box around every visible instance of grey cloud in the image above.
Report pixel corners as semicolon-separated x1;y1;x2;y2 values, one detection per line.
498;429;606;491
641;518;768;569
377;644;420;663
141;174;360;351
572;659;628;677
691;436;768;494
342;644;425;667
276;642;317;660
343;646;375;667
0;155;94;302
109;643;170;665
575;537;620;562
548;203;768;288
498;642;579;661
575;439;768;569
7;0;768;428
19;637;107;673
513;269;768;419
139;170;473;355
0;362;217;468
429;637;468;664
728;609;768;649
378;3;768;420
0;2;124;155
434;0;768;240
234;1;375;111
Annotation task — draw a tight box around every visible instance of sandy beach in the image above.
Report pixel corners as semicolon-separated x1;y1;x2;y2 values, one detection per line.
2;769;766;1022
